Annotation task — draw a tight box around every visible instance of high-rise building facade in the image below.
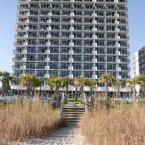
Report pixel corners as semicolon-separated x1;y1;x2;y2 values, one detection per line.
133;52;139;77
13;0;130;92
138;46;145;75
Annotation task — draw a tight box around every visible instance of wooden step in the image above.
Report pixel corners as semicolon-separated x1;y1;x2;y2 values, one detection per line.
62;105;85;123
63;109;85;111
64;113;84;116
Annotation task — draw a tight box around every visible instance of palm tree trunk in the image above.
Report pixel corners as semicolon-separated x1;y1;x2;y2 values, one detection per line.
29;98;32;111
26;86;31;99
80;85;84;96
75;87;77;100
105;83;108;98
66;85;69;95
32;88;35;98
56;88;60;107
2;88;5;97
28;87;33;111
51;87;53;97
134;87;137;101
39;86;42;99
117;87;120;99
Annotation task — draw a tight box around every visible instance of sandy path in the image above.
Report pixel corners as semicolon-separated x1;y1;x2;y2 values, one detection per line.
19;125;85;145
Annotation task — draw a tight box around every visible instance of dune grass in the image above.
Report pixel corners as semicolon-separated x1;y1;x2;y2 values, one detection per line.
80;104;145;145
0;100;63;144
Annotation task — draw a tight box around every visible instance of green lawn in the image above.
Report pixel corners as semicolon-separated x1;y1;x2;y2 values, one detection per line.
68;98;81;104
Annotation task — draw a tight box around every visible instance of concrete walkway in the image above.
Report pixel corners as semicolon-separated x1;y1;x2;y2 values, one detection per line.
19;125;85;145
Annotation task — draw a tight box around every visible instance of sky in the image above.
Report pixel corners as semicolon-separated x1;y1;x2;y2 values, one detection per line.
0;0;145;77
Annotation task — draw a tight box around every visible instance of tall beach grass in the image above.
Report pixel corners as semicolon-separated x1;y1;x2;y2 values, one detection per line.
0;100;63;144
80;104;145;145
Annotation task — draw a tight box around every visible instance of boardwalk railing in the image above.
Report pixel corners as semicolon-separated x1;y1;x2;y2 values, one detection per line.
81;93;94;112
60;93;65;117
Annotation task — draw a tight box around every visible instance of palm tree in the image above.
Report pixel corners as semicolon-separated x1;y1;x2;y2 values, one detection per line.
85;79;97;96
19;74;32;98
73;76;85;100
19;74;41;111
135;75;145;99
126;77;138;100
0;71;12;96
45;75;57;96
99;73;115;98
30;76;41;97
62;77;73;95
46;76;65;97
112;80;121;99
85;79;97;107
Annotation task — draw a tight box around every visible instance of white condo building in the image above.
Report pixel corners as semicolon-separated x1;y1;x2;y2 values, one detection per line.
12;0;130;94
133;52;139;77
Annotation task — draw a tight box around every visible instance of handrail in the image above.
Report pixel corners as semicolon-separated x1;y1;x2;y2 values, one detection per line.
83;93;88;112
60;92;65;117
81;93;94;112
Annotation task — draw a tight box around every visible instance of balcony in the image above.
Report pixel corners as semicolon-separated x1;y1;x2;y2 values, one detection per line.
115;28;120;32
69;58;74;62
45;66;50;70
69;42;74;47
47;27;51;31
115;21;119;25
117;59;121;63
114;13;119;17
22;58;27;61
45;57;50;61
92;58;97;63
114;0;119;3
92;20;97;24
47;19;52;23
116;75;121;79
27;12;30;16
44;74;50;78
25;34;28;38
92;75;98;79
69;50;74;54
70;19;74;23
92;35;97;39
92;13;97;17
92;27;97;31
24;42;28;46
70;12;74;16
68;66;73;70
46;34;51;38
70;27;74;31
25;20;29;23
22;49;27;53
48;12;52;16
20;65;26;69
115;35;120;39
46;42;51;46
92;50;97;54
116;67;121;71
69;35;74;39
116;51;120;55
92;43;97;47
92;67;97;71
25;27;29;31
115;43;120;47
46;50;50;54
68;74;73;78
